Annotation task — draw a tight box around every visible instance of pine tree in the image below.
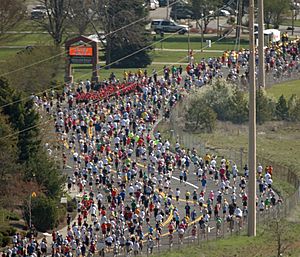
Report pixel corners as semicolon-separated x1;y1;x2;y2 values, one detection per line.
275;94;289;121
256;89;275;124
101;0;152;68
229;88;249;124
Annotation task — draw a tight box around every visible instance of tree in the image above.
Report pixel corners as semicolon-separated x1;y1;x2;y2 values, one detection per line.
0;114;18;179
37;0;71;45
27;149;65;198
288;95;300;122
275;94;289;120
204;79;234;121
0;0;26;36
192;0;222;33
186;96;217;133
265;218;291;257
0;78;64;200
256;89;275;124
0;79;40;163
264;0;290;28
92;0;152;68
1;46;64;94
228;88;249;124
68;0;96;35
24;195;61;231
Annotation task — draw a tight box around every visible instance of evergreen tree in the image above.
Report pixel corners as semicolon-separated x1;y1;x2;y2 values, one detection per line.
228;88;249;124
289;97;300;122
256;89;275;124
0;78;63;198
100;0;152;68
0;114;18;186
0;78;40;163
275;94;289;121
204;79;233;121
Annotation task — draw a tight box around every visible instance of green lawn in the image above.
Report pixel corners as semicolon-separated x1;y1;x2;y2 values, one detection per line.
281;19;300;28
154;220;300;257
151;50;221;63
0;33;53;47
153;34;249;51
267;79;300;99
0;48;23;60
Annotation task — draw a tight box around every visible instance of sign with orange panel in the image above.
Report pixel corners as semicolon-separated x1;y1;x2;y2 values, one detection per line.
69;46;93;56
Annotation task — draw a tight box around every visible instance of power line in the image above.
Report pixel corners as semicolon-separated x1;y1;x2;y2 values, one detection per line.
0;31;232;140
0;3;230;110
0;0;180;78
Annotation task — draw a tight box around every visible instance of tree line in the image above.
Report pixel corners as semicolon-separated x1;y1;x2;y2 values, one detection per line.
0;77;65;233
185;80;300;132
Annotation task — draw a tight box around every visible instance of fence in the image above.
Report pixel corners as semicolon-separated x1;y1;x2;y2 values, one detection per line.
99;195;300;257
137;91;300;256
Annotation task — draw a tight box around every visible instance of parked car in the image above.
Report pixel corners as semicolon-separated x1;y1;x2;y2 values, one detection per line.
31;10;46;20
31;5;47;19
151;19;189;34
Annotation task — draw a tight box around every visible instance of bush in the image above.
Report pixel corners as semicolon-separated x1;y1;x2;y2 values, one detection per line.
0;225;16;236
7;211;20;221
24;195;59;232
1;235;10;247
186;96;217;132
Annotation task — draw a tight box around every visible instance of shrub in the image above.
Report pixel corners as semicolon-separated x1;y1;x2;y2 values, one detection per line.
24;195;59;232
1;235;10;247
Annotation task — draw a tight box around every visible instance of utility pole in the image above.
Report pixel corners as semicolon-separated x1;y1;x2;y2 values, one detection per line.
187;16;191;56
292;8;295;36
201;13;204;52
248;0;257;237
166;0;170;19
258;0;265;88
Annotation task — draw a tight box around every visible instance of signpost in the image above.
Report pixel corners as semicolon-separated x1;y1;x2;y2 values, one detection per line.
65;35;99;83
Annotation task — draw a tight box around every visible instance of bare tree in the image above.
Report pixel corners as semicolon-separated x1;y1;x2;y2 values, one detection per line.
0;0;26;35
266;218;291;257
37;0;71;45
68;0;96;35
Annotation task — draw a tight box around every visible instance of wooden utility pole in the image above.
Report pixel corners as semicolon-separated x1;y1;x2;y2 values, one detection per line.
248;0;257;237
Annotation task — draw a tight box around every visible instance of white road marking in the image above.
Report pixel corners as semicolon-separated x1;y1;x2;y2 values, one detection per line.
171;176;199;189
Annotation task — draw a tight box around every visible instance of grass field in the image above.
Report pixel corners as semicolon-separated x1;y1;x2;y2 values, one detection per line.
267;79;300;99
151;50;221;63
154;34;249;51
281;19;300;28
153;222;300;257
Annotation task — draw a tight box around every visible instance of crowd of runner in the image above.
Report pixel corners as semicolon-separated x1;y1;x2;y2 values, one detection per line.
2;37;300;257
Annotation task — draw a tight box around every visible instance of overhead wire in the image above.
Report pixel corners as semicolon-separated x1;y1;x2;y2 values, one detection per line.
0;29;233;140
0;1;234;110
0;0;180;78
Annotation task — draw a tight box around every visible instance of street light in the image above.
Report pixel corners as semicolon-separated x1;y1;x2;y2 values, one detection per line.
187;15;191;58
201;13;204;52
29;173;37;230
166;0;170;19
29;191;37;229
